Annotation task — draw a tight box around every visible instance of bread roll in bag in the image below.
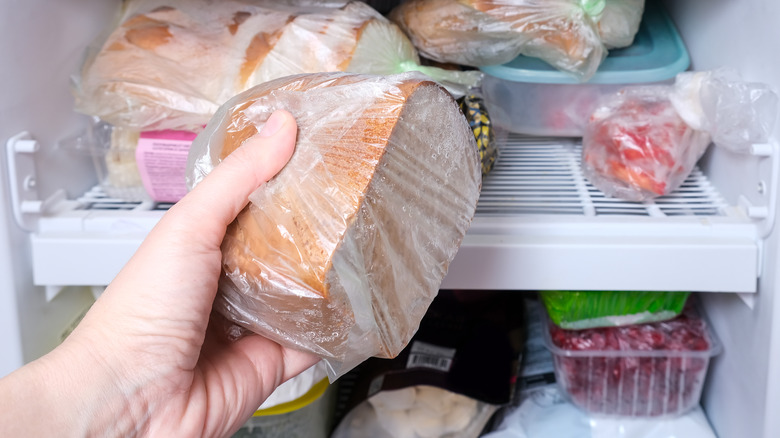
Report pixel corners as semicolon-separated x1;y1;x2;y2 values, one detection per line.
73;0;481;132
187;72;482;379
390;0;643;81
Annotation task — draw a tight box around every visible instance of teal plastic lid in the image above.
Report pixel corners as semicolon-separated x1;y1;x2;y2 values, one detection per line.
479;1;690;85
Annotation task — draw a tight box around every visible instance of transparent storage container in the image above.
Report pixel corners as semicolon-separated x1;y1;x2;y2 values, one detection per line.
480;1;689;137
233;378;336;438
542;302;721;418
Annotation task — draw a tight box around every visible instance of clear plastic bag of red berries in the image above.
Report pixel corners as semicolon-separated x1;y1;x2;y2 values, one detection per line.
582;69;778;202
542;299;721;418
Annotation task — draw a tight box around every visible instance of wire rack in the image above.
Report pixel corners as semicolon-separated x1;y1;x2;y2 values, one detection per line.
477;136;729;218
76;135;730;220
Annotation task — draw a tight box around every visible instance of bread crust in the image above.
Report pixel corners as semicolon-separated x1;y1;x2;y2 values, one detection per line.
195;72;481;369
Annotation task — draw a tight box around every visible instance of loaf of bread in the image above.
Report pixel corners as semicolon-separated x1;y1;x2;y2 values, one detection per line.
187;72;482;378
73;0;481;133
390;0;617;81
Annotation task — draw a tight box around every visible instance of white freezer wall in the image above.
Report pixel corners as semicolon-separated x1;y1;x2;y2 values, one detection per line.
664;1;780;437
0;0;118;376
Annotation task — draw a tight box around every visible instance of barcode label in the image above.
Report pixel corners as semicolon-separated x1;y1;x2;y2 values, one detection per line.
406;341;456;372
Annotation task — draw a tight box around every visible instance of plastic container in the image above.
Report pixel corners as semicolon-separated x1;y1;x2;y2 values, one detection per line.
539;290;690;330
479;1;689;137
233;378;336;438
542;302;721;418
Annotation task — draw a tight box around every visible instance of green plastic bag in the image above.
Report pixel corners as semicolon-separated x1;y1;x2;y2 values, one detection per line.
540;290;690;330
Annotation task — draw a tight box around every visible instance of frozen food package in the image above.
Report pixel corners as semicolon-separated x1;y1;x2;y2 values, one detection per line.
186;72;482;379
543;302;721;417
73;0;482;201
597;0;645;49
583;69;778;201
540;290;690;330
484;385;718;438
582;86;711;201
486;296;717;436
331;290;526;438
390;0;623;81
333;386;497;438
73;0;482;132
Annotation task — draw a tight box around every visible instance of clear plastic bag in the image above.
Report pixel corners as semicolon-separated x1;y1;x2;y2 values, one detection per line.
583;70;778;201
73;0;481;133
390;0;644;81
186;72;482;380
597;0;645;49
582;86;710;201
671;69;779;154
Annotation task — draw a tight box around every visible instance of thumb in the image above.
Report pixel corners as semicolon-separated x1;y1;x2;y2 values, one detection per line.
164;110;298;244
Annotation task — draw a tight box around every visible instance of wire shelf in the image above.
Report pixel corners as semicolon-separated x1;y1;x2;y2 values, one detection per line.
477;136;729;218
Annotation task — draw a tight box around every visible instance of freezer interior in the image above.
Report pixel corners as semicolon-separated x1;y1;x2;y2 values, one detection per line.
1;1;779;437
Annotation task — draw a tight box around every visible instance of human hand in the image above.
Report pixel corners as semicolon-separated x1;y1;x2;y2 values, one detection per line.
0;110;320;437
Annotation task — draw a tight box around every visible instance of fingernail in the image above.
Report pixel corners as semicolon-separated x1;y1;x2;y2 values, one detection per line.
258;111;286;138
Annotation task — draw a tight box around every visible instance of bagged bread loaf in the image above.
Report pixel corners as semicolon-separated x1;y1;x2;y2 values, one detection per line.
73;0;481;132
390;0;606;81
390;0;645;81
74;0;482;202
187;72;482;379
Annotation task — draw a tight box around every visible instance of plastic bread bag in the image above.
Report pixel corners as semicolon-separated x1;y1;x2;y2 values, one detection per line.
539;290;690;330
390;0;612;81
72;0;482;133
186;72;482;380
331;290;526;438
543;300;721;417
583;69;778;201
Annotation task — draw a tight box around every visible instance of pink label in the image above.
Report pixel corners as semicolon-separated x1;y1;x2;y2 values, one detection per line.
135;130;197;203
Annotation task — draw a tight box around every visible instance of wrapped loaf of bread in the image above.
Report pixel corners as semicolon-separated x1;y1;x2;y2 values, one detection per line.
187;72;482;379
390;0;644;81
73;0;481;132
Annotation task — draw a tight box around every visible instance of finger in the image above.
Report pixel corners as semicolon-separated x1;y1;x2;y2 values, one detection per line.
198;330;321;435
163;109;298;243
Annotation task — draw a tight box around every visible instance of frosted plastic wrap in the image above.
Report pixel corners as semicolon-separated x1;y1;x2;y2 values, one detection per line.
670;69;779;154
390;0;646;81
186;72;482;380
583;70;778;201
484;386;718;438
73;0;482;132
597;0;645;49
540;291;690;330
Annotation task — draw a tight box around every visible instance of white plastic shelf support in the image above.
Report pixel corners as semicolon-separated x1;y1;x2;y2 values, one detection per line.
31;187;166;290
29;136;761;294
440;137;759;293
